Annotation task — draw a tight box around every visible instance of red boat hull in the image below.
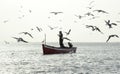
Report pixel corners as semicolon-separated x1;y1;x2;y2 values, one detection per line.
42;44;77;55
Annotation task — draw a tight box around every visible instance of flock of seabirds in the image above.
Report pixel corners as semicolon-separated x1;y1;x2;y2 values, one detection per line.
3;1;120;44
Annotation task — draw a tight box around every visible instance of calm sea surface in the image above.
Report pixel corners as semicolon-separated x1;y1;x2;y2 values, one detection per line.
0;42;120;74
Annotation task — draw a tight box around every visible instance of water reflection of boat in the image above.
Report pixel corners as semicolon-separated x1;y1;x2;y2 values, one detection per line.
42;44;77;55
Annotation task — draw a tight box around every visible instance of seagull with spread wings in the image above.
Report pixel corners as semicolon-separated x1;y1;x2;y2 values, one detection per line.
84;12;94;16
89;1;95;5
93;10;109;14
75;15;84;19
106;34;119;42
48;25;58;30
86;25;103;34
86;6;94;9
50;12;63;15
105;20;117;28
36;26;42;32
19;32;33;38
86;1;95;9
86;25;95;31
64;29;71;35
12;37;28;43
94;26;104;34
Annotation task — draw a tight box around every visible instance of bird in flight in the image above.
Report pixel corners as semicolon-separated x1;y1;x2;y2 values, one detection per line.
105;20;117;28
75;15;84;19
19;32;33;38
94;26;104;34
36;26;42;32
12;37;28;43
50;12;63;15
84;12;94;16
86;6;94;9
86;25;103;34
106;34;119;42
86;25;95;31
64;29;71;35
48;25;58;30
89;1;95;6
93;10;108;14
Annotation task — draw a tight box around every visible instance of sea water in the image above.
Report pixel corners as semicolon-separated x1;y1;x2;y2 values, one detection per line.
0;42;120;74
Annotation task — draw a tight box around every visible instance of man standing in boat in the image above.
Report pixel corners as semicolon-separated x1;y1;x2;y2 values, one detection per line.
58;31;65;48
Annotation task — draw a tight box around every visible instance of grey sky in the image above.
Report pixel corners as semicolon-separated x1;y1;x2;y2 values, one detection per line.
0;0;120;42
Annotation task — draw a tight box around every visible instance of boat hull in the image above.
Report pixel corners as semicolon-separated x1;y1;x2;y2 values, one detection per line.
42;44;77;55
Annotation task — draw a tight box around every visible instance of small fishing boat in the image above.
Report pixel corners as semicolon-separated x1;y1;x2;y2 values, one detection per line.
42;44;77;55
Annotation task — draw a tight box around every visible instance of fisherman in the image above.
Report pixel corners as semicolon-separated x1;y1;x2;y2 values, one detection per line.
68;42;73;48
58;31;65;48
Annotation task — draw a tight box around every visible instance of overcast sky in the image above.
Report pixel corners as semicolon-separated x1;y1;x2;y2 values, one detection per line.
0;0;120;43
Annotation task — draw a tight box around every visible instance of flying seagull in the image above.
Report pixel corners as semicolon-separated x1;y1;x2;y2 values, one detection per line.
86;6;94;9
19;32;33;38
64;29;71;35
36;26;42;32
93;10;109;14
106;34;119;42
84;12;94;16
105;20;117;28
94;26;104;34
86;25;103;34
75;15;84;19
89;1;95;6
86;25;95;31
50;12;63;15
48;25;58;30
12;37;28;43
105;20;111;28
